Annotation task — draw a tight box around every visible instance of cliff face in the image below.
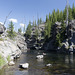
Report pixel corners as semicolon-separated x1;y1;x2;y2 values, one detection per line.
15;33;27;51
42;22;62;50
43;20;75;52
26;23;45;50
26;22;65;51
0;34;27;55
60;20;75;52
25;20;75;52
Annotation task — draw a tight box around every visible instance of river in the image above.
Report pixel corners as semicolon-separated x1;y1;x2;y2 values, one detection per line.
0;50;75;75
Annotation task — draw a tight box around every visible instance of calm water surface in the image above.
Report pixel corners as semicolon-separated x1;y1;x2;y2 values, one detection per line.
0;50;75;75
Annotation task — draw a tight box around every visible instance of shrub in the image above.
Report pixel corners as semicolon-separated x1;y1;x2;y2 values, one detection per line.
0;38;3;41
7;55;10;62
7;21;17;40
0;54;6;66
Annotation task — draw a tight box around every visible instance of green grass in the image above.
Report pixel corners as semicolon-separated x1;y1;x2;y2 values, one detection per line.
7;55;10;62
0;38;3;41
0;54;6;67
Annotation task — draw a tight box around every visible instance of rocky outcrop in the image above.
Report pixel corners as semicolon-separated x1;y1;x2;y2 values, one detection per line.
0;23;6;34
19;63;29;69
1;32;27;52
8;61;15;66
0;40;21;57
15;33;27;51
0;39;21;68
0;32;27;68
58;20;75;52
42;22;62;50
26;23;45;50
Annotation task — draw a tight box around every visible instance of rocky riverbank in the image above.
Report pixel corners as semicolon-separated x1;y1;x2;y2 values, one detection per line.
0;23;27;69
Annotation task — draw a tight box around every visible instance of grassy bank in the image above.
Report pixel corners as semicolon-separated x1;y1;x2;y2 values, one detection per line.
0;54;6;68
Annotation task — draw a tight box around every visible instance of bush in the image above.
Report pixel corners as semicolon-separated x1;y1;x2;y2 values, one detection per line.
0;38;3;41
0;54;6;66
7;55;10;62
7;21;17;40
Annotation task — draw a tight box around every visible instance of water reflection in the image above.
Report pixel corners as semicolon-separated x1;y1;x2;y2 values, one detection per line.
37;59;43;62
65;52;74;64
0;50;75;75
15;70;28;75
65;55;69;63
70;52;73;63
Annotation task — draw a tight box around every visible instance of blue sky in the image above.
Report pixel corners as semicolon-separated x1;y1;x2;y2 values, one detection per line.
0;0;75;32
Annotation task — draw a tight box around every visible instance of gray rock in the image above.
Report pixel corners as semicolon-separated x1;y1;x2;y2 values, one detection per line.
36;55;44;59
19;63;29;69
0;23;6;34
46;64;52;67
8;61;15;66
55;21;61;26
15;33;27;51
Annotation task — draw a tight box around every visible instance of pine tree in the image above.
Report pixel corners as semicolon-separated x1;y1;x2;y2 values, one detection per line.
33;21;35;26
35;25;38;40
56;32;61;46
35;20;37;26
44;23;48;39
37;18;40;25
63;7;67;20
56;9;60;22
40;18;42;24
46;15;48;22
68;6;72;21
7;21;16;39
47;20;51;38
72;3;75;19
52;9;57;24
18;28;22;33
26;21;32;38
49;13;51;21
60;11;63;22
45;20;51;39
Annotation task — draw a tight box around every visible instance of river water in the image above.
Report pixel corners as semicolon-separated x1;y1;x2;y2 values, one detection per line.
0;50;75;75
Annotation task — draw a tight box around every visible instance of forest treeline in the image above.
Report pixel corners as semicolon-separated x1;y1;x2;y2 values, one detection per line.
25;3;75;47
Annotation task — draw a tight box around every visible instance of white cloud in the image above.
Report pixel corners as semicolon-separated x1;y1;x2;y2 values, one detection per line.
20;23;25;27
0;22;4;25
9;18;18;23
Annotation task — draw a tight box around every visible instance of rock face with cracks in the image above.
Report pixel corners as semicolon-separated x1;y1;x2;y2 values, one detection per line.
15;33;27;51
0;31;27;68
59;20;75;52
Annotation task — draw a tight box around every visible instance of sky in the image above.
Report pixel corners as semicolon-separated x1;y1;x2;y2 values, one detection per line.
0;0;75;32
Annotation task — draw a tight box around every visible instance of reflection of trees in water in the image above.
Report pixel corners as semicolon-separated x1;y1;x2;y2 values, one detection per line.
70;52;73;63
65;55;69;64
65;52;74;64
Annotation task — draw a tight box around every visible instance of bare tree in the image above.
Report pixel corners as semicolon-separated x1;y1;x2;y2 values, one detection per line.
4;11;12;25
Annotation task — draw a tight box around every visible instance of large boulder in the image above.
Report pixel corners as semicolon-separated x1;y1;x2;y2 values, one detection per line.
8;61;15;66
19;63;29;69
0;40;21;58
0;23;6;34
15;33;27;51
0;39;22;68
